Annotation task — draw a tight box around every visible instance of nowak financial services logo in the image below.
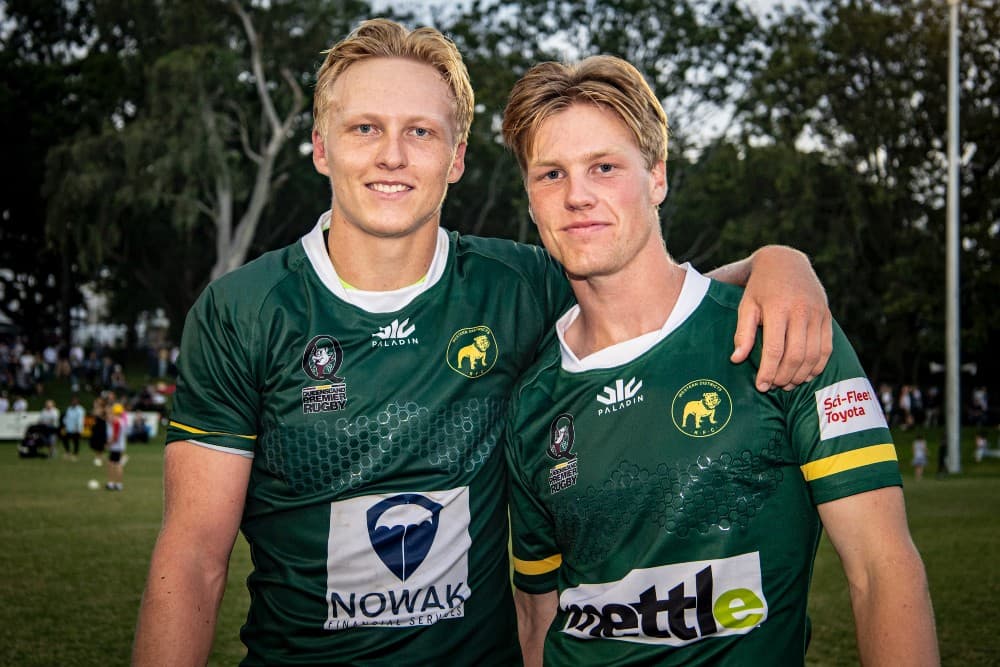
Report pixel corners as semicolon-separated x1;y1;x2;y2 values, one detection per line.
325;488;471;631
366;494;441;581
596;377;644;416
372;318;419;348
301;335;347;414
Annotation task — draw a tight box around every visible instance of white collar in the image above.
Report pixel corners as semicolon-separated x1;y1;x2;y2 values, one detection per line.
557;263;710;372
300;210;450;313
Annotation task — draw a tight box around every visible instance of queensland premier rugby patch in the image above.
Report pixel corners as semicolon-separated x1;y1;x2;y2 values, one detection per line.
301;334;348;414
814;377;886;440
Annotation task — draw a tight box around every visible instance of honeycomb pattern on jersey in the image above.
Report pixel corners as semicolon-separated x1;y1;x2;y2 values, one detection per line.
258;397;506;494
549;434;786;565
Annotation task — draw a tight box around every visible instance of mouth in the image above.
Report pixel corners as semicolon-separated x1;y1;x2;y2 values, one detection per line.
563;221;609;234
368;182;412;194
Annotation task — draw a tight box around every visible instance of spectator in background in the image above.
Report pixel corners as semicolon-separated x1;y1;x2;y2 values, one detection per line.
110;364;128;394
974;432;988;463
88;396;108;467
879;382;895;426
0;390;9;413
12;395;27;412
910;385;925;425
898;385;914;430
17;349;35;393
42;344;58;380
924;385;941;427
970;386;989;426
106;403;128;490
38;399;61;458
83;350;102;390
61;395;86;461
912;434;928;481
68;344;84;392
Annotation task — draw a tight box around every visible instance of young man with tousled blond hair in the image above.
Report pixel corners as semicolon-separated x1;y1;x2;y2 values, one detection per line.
134;20;834;665
501;55;938;667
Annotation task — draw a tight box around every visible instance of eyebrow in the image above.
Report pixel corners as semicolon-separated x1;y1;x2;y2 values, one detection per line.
337;110;450;128
529;149;621;169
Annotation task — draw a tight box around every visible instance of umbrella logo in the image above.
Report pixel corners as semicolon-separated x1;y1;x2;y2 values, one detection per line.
366;494;442;581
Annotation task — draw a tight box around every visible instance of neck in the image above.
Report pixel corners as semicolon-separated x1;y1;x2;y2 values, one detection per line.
326;217;439;291
564;251;685;359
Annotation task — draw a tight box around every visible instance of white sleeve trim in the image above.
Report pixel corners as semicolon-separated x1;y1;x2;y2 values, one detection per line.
174;439;255;459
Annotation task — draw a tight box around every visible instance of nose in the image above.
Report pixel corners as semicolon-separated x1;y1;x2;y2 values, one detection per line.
376;133;407;170
564;175;596;210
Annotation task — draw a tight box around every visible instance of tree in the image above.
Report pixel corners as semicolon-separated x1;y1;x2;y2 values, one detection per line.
41;0;375;341
701;0;1000;383
0;0;118;344
440;0;766;243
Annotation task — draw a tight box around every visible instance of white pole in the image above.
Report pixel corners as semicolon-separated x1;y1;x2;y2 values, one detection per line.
945;0;962;473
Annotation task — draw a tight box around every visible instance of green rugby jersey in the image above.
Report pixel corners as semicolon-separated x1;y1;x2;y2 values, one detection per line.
167;215;573;666
505;266;901;666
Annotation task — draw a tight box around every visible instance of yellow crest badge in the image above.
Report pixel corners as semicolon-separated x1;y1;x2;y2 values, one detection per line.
447;326;498;379
671;379;732;437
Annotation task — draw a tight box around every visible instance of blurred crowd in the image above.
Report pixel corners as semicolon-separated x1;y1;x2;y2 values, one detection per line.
0;337;178;413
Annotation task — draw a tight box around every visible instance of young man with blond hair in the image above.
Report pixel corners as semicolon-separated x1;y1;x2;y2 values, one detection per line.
134;20;833;665
501;55;938;666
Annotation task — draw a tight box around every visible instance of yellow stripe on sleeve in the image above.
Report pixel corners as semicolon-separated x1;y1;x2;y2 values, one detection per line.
800;443;897;482
168;421;257;441
513;554;563;576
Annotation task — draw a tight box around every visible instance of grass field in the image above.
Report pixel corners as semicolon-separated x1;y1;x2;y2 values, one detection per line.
1;427;997;666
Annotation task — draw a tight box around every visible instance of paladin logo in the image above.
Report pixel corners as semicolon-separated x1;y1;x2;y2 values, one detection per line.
596;378;644;416
301;335;347;414
446;326;498;379
671;379;732;437
367;494;441;581
372;318;419;348
547;413;579;494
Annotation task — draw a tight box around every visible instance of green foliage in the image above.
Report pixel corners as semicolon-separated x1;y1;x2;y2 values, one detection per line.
3;0;997;379
687;0;1000;384
443;0;766;241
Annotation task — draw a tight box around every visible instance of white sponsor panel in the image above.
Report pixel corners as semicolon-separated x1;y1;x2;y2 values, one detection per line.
814;377;886;441
326;487;471;630
559;552;767;646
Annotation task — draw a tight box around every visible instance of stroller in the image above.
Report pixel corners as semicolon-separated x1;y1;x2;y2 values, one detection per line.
18;424;52;458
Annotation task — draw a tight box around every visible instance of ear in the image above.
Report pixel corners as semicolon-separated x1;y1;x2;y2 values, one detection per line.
312;130;330;176
447;141;467;184
650;159;667;206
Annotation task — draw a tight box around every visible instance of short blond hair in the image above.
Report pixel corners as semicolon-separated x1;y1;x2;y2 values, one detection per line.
313;19;474;143
502;56;668;172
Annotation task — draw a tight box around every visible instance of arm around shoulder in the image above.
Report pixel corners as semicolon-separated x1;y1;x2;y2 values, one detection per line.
818;486;939;666
132;441;252;666
707;245;832;392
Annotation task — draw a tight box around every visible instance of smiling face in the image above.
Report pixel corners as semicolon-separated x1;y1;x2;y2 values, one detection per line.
524;102;667;281
312;57;466;241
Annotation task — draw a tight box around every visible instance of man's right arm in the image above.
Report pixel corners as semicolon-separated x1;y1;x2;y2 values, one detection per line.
514;588;558;667
132;441;252;666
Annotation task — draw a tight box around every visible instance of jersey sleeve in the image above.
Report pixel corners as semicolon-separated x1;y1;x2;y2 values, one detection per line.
504;401;562;594
166;282;260;454
784;320;901;505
